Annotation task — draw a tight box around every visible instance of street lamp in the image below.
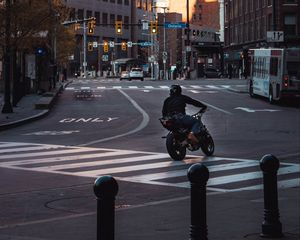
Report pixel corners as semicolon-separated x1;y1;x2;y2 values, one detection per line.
152;5;169;80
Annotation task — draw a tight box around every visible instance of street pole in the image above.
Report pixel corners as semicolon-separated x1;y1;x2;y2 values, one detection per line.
2;0;13;113
186;0;190;79
83;21;87;78
163;8;166;80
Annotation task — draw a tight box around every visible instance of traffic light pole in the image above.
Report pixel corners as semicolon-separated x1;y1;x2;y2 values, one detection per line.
83;21;87;78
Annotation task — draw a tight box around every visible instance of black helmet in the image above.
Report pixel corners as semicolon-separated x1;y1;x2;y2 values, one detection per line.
170;84;182;96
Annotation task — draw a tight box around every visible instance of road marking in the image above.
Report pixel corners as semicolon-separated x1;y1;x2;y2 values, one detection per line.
0;142;299;193
78;89;150;146
235;107;280;113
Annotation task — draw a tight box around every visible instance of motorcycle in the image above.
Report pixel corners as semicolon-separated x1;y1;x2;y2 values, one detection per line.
159;110;214;161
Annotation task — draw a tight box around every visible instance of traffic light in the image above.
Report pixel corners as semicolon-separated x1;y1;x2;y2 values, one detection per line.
74;23;80;31
150;21;158;34
88;42;93;52
115;21;122;35
103;41;108;53
87;19;96;35
121;41;127;51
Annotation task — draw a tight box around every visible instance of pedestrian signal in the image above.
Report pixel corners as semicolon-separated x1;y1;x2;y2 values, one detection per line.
150;21;158;35
115;21;122;35
103;41;109;53
88;42;93;52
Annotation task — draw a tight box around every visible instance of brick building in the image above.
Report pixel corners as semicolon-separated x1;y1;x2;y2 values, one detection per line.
224;0;300;77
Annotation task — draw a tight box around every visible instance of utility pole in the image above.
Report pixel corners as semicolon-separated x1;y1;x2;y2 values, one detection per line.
186;0;190;79
2;0;13;113
83;20;87;78
153;5;168;80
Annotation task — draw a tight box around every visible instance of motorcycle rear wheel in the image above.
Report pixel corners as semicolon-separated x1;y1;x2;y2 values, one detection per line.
166;133;186;161
200;133;214;156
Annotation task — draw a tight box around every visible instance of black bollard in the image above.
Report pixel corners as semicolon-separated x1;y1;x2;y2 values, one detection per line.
94;176;119;240
187;163;209;240
260;154;283;238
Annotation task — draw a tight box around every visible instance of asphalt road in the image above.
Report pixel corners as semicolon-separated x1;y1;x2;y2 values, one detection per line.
0;77;299;239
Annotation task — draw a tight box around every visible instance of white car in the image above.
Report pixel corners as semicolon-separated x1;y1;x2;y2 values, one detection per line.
129;68;144;81
120;71;129;80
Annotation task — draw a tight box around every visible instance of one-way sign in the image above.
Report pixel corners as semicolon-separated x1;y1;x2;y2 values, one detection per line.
267;31;284;42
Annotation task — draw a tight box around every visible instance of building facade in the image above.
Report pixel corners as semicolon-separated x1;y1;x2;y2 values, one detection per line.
64;0;155;76
224;0;300;78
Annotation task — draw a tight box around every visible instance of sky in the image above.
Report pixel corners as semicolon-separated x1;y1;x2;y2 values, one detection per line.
156;0;198;22
156;0;218;22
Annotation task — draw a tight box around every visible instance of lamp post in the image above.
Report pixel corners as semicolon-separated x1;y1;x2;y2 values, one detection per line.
152;5;168;80
2;0;13;113
186;0;191;79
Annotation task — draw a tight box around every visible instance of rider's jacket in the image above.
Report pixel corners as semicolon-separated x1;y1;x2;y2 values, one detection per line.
162;94;207;117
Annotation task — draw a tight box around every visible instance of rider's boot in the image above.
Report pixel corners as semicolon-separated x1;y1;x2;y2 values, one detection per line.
187;132;199;146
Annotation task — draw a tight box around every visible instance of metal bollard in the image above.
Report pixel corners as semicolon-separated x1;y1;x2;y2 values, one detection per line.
260;154;283;238
94;176;119;240
187;163;209;240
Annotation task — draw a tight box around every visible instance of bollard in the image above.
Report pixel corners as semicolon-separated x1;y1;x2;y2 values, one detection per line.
94;176;119;240
187;163;209;240
260;154;283;238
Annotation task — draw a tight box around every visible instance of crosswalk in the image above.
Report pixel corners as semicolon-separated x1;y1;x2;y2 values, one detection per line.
65;85;242;92
0;142;299;192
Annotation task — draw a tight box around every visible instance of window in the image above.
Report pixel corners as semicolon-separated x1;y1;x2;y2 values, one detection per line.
124;0;129;5
136;0;142;8
110;0;115;3
284;14;297;35
86;10;92;18
95;12;100;25
69;8;75;20
117;0;122;4
270;57;278;76
124;16;129;29
117;15;122;21
102;13;108;26
110;14;115;28
77;9;84;19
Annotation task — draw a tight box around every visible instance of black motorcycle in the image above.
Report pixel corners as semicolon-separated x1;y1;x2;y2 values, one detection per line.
159;110;214;161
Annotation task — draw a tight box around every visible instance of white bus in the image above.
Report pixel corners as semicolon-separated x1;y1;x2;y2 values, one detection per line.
248;48;300;103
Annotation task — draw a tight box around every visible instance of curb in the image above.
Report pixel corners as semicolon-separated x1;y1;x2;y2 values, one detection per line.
0;83;67;131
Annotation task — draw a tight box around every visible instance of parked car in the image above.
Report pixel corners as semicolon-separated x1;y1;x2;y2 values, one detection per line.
129;68;144;81
120;71;129;80
204;67;222;78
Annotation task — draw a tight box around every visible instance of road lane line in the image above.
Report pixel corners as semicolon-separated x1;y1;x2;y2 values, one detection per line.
78;89;150;146
200;100;232;115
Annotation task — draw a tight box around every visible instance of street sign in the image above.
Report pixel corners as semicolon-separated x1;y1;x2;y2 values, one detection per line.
127;41;133;47
186;46;191;52
140;42;153;47
93;42;98;48
267;31;284;42
102;55;109;61
142;22;149;30
164;22;187;29
83;62;87;67
109;41;115;48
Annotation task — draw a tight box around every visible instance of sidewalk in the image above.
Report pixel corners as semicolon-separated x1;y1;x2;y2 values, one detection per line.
0;82;66;131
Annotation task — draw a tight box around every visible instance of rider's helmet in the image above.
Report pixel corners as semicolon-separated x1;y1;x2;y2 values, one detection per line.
170;84;182;96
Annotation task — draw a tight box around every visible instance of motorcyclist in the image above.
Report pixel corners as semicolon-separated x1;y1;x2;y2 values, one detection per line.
162;84;207;145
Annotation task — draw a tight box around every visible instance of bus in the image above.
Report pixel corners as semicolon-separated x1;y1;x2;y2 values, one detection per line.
248;48;300;103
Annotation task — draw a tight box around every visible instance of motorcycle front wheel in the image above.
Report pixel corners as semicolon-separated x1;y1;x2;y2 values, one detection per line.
166;133;186;161
200;133;214;156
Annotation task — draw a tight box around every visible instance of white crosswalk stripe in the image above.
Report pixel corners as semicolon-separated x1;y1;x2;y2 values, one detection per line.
65;85;234;91
0;142;299;192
